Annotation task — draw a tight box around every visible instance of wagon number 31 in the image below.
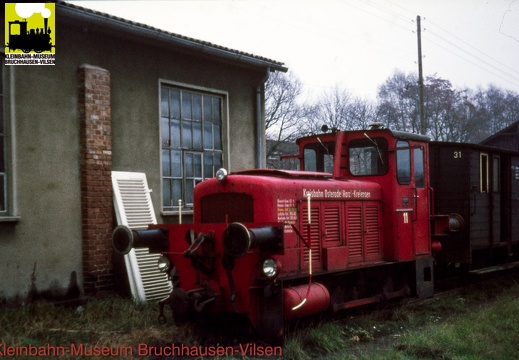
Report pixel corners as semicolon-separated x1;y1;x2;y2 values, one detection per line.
454;151;462;159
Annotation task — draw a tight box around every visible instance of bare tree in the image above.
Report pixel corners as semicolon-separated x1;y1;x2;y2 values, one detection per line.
264;71;318;168
302;86;375;134
267;68;519;150
347;97;379;130
450;85;519;142
265;71;305;141
375;70;519;142
424;76;460;141
377;70;420;133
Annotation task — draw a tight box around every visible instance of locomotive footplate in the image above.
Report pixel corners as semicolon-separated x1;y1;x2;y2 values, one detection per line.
331;285;410;312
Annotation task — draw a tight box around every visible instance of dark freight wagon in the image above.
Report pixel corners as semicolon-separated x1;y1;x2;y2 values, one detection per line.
429;142;519;272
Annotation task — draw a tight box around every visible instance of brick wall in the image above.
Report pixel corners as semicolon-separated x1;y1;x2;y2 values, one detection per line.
78;65;114;296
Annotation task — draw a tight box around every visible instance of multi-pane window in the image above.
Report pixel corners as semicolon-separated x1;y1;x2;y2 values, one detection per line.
161;85;223;211
0;56;6;213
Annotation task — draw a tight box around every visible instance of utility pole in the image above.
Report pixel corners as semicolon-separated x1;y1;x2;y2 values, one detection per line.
417;15;426;135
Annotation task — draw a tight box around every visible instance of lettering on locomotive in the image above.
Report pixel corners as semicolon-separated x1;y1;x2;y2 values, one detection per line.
302;188;371;199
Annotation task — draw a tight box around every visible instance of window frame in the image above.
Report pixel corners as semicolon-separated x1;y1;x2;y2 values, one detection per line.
159;81;229;215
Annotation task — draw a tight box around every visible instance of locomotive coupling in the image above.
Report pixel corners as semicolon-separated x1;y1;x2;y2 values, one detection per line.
222;222;284;258
112;225;168;255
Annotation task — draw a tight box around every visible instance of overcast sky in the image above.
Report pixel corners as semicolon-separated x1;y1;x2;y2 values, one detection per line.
71;0;519;100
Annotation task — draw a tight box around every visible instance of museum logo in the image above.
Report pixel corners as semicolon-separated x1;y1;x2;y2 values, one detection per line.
4;3;56;65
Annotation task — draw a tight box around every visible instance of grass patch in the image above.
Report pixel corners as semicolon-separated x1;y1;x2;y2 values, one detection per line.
0;297;201;359
1;275;518;359
284;274;519;360
282;320;376;359
396;294;519;360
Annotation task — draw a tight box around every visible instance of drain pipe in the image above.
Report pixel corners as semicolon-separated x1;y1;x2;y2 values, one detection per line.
256;68;271;168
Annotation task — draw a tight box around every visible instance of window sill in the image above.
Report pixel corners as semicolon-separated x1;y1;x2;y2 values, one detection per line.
161;210;194;217
0;216;21;223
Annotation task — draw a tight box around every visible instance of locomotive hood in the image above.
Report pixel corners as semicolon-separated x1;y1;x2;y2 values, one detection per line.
199;168;383;200
193;168;383;225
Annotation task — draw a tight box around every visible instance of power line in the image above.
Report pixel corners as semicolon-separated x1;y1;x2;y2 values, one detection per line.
427;19;519;78
423;24;519;87
383;0;519;91
339;0;413;33
423;32;519;89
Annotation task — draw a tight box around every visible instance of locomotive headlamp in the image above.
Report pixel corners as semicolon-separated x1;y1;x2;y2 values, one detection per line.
262;258;279;279
157;255;170;273
216;168;228;182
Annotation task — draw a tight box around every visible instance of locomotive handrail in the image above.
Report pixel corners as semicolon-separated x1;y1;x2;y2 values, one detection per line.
292;194;314;311
412;188;418;221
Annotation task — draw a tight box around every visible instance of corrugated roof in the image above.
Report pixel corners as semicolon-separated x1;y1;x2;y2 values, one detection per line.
58;1;287;72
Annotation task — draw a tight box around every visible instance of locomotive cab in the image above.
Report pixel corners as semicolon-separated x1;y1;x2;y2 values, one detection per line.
297;126;434;297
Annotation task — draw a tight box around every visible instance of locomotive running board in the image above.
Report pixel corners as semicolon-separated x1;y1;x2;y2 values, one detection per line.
332;286;409;312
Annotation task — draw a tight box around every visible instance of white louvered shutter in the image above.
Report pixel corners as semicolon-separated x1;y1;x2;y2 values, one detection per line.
112;171;172;303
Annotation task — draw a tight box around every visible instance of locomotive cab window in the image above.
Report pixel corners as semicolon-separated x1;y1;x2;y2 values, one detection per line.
348;137;388;176
304;140;334;173
414;147;425;188
396;141;411;185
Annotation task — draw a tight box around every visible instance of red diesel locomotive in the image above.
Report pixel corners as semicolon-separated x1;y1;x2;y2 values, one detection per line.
112;125;496;338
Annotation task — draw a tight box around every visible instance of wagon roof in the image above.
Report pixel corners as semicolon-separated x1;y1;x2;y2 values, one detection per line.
430;140;519;156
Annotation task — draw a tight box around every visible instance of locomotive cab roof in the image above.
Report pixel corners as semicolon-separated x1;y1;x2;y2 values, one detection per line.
296;127;431;145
